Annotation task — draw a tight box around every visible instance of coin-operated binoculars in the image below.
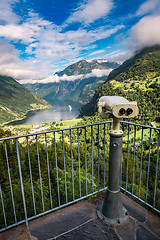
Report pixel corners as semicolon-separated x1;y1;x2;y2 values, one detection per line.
97;96;139;225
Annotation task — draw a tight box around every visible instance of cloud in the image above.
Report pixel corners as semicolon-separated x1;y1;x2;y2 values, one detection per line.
85;68;113;78
0;40;47;81
103;50;120;57
65;0;114;25
130;14;160;50
0;0;19;24
19;68;113;84
0;0;124;83
0;11;55;44
136;0;160;16
107;50;133;63
89;50;105;56
0;24;36;43
0;6;124;82
0;39;113;84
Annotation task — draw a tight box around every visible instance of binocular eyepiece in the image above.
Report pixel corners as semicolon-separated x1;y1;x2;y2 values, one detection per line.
98;96;139;119
119;107;133;116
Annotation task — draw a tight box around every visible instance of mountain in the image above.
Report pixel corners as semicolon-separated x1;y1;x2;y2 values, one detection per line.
24;59;120;104
0;75;50;125
56;59;119;76
80;45;160;124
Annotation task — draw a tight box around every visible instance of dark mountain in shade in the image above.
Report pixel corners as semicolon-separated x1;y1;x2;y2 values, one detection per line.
80;45;160;124
0;75;50;125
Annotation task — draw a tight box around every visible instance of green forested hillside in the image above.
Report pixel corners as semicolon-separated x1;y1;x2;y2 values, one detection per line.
80;45;160;124
0;75;50;125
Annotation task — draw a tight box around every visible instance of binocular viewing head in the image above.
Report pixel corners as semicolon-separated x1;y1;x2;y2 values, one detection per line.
98;96;139;119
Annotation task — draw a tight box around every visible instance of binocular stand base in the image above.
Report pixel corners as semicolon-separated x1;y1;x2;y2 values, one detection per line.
97;204;128;226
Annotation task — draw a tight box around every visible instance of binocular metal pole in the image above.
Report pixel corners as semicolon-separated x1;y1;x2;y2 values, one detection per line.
97;118;128;225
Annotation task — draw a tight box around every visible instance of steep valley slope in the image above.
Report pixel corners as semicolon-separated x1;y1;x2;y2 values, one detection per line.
80;45;160;124
0;75;50;125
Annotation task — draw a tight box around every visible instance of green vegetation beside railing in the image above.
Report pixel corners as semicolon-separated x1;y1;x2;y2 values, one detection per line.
0;120;160;232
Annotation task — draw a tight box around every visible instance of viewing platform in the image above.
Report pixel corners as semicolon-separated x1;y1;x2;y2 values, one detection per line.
1;193;160;240
0;120;160;239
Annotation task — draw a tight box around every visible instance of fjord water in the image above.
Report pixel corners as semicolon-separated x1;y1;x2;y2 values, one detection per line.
8;101;82;125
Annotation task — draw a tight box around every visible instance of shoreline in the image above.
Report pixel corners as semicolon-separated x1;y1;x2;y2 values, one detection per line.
1;104;50;126
1;100;82;127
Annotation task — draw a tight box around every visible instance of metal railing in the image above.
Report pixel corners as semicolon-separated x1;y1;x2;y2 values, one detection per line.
0;121;160;232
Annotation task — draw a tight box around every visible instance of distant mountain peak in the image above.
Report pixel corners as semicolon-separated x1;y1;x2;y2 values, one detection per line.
56;59;120;77
24;58;120;106
86;59;108;63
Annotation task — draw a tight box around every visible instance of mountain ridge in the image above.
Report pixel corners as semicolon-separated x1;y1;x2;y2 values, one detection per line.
80;45;160;124
56;59;119;76
0;75;50;125
24;59;120;104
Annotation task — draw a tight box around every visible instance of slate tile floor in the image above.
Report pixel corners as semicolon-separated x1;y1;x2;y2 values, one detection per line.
1;193;160;240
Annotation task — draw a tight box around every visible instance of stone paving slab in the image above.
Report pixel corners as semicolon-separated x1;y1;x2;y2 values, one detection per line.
0;193;160;240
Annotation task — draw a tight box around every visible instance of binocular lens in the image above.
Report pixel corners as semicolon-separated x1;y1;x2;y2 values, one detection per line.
119;108;126;115
119;108;133;115
127;108;133;115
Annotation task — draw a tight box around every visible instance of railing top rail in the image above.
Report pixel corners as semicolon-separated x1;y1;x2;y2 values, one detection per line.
0;120;159;141
0;120;112;141
121;120;160;130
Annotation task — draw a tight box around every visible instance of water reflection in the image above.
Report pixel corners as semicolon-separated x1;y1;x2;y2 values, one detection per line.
8;101;82;125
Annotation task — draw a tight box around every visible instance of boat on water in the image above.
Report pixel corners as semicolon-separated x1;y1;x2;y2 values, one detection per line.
68;105;72;111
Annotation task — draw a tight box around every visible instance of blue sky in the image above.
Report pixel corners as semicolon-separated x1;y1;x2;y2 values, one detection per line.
0;0;160;83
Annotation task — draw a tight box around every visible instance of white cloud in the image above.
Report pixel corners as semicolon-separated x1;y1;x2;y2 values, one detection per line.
0;40;47;81
0;10;124;82
85;68;112;78
130;14;160;50
19;68;113;84
0;39;113;84
0;24;36;43
103;50;120;57
136;0;160;16
66;0;114;25
0;1;124;83
0;12;55;44
0;0;19;24
89;50;105;56
107;50;133;63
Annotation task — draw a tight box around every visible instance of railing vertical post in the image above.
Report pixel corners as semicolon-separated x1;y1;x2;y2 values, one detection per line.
98;125;100;191
4;140;17;223
16;139;28;228
84;127;87;196
70;130;75;201
62;131;68;203
126;124;130;190
77;128;81;198
36;135;45;212
153;132;160;207
26;137;36;216
103;123;106;188
0;185;7;228
91;125;94;193
145;128;152;202
54;132;60;206
45;133;53;209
